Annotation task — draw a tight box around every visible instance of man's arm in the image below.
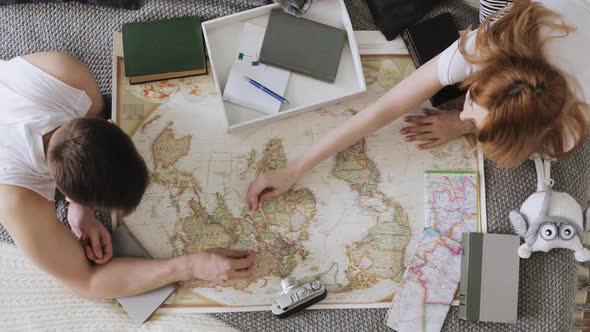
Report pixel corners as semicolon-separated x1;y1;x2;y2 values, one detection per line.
0;185;255;299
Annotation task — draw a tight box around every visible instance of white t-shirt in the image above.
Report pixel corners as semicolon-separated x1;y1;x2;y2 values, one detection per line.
0;57;92;201
438;0;590;104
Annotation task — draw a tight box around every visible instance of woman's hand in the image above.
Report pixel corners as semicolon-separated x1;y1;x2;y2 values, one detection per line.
401;109;476;149
189;248;256;282
246;165;301;211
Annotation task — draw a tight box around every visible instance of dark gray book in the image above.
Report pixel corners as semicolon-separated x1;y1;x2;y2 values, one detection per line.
459;233;520;323
259;10;347;83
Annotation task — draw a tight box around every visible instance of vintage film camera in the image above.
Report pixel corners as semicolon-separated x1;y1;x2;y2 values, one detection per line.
271;277;328;318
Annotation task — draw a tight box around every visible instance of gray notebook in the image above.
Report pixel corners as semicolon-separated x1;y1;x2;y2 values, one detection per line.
259;10;347;83
459;233;520;323
113;225;177;326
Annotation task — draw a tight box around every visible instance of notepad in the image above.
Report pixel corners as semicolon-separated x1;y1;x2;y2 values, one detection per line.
223;23;290;115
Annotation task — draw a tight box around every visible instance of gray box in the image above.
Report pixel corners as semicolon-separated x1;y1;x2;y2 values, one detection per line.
459;233;520;323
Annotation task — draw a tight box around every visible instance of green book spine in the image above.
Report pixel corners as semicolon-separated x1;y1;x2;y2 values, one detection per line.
122;16;205;78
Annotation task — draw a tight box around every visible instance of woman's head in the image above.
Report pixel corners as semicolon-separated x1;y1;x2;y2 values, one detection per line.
458;0;588;168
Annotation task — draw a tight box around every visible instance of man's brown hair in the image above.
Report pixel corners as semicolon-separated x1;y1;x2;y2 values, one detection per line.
48;118;149;215
459;0;588;168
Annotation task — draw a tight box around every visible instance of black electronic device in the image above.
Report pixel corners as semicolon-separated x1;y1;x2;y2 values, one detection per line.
401;13;465;106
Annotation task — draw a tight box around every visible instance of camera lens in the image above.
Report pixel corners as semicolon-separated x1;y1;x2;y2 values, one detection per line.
281;277;298;293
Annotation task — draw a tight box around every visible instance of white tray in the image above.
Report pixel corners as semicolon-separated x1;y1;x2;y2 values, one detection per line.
202;0;366;133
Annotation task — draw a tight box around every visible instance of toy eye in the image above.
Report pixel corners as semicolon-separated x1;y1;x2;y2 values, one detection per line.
540;224;557;240
559;224;576;240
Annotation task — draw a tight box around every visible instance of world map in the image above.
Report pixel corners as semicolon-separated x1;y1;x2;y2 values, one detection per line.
114;54;478;310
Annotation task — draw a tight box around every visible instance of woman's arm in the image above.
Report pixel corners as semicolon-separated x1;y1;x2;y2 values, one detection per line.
247;55;444;209
293;55;444;175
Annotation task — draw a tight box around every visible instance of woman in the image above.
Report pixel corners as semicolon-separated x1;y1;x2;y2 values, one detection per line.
246;0;589;209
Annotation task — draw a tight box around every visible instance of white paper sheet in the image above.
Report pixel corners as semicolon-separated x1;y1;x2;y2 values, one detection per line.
223;23;290;115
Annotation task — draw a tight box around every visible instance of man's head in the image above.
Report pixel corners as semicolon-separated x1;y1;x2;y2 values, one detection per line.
47;118;149;215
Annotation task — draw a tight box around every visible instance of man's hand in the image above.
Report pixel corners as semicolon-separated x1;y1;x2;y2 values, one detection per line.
190;248;256;283
67;202;113;265
401;109;476;149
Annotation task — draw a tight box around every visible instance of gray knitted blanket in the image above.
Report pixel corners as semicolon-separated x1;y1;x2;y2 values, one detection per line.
0;1;583;331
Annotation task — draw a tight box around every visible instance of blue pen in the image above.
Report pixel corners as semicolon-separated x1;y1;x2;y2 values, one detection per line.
244;76;290;104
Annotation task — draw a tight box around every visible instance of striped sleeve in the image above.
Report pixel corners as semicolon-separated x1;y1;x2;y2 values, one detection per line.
437;31;479;86
479;0;514;23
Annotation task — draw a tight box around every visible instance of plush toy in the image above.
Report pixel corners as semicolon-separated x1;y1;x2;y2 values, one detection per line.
509;156;590;262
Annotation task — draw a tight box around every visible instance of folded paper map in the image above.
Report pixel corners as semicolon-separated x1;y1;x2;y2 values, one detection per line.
387;171;480;331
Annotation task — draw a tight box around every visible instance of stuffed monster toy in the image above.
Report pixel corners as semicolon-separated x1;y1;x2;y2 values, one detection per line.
509;156;590;262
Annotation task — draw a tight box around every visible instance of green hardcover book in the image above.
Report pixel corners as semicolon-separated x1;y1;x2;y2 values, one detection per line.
122;16;206;84
259;10;347;83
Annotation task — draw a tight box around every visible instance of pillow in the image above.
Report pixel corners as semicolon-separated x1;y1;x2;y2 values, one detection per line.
366;0;441;40
0;0;140;9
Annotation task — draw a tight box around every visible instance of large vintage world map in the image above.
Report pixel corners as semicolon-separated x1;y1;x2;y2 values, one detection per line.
114;54;478;311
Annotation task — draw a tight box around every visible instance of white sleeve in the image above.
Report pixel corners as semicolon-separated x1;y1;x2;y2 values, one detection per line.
0;57;92;119
437;30;479;86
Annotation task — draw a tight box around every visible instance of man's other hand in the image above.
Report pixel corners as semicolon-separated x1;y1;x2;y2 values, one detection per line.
67;202;113;265
190;248;256;283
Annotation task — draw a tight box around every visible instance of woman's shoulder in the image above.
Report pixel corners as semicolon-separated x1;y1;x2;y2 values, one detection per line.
437;30;479;87
538;0;590;103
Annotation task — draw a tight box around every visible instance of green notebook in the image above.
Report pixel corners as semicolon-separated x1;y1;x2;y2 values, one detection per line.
122;16;206;84
259;10;347;83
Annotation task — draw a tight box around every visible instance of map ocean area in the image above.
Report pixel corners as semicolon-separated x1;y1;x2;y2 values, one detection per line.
113;34;479;311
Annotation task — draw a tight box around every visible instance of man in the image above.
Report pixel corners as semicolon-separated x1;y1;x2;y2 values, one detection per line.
0;52;256;299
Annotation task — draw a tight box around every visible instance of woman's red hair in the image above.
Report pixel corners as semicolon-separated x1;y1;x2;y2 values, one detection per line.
459;0;588;168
